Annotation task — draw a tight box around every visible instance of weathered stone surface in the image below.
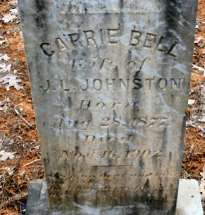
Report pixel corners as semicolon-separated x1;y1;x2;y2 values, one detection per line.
19;0;197;214
26;179;204;215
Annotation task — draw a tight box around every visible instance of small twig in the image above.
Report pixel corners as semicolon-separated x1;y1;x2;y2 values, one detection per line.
23;159;41;167
14;106;33;128
182;170;192;179
192;64;205;74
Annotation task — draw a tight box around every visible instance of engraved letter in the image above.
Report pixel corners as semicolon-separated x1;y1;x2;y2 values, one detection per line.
157;36;168;53
107;28;120;44
130;30;142;46
167;41;177;57
93;79;103;91
40;43;55;57
144;33;157;48
68;33;80;46
133;78;143;90
145;78;155;90
157;78;168;89
80;79;89;91
84;30;97;47
55;37;68;51
80;100;91;110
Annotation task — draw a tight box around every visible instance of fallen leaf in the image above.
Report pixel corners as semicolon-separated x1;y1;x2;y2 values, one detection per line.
0;74;22;91
0;150;15;161
2;14;17;23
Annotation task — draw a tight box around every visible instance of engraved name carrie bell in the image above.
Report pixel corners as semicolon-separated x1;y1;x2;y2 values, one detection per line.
40;26;178;58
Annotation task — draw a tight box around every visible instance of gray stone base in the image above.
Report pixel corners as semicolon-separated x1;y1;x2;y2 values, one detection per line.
26;179;49;215
26;179;203;215
176;179;203;215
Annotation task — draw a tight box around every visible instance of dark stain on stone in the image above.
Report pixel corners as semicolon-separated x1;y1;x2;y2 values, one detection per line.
162;127;168;152
54;172;60;180
169;151;172;162
143;179;150;192
75;146;79;155
119;0;124;9
132;192;171;213
165;0;181;33
159;0;181;75
139;156;145;171
34;0;48;29
84;5;88;14
157;183;164;207
180;116;187;154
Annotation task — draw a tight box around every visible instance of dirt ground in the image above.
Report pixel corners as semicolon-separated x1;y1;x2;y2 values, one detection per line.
0;0;205;214
183;0;205;180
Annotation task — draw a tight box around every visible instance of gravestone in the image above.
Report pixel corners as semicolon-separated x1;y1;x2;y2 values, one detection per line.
18;0;198;214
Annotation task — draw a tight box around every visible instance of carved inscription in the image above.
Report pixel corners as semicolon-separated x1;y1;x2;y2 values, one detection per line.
40;78;186;93
37;26;184;171
37;23;184;171
59;148;165;166
40;27;178;57
44;114;170;131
